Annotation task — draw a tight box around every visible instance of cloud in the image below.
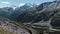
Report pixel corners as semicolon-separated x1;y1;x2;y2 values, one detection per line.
0;2;10;4
18;3;26;7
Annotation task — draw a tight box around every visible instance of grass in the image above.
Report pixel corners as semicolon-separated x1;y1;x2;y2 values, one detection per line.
0;27;17;34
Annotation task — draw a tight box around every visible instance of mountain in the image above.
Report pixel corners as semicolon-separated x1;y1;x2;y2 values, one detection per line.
0;1;60;34
0;1;60;27
10;0;60;27
13;1;59;22
0;3;37;19
0;7;14;17
9;3;37;20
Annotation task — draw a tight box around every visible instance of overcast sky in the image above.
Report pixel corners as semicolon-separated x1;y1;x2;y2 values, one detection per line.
0;0;55;8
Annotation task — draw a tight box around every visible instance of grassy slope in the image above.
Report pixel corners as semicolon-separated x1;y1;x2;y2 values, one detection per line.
0;27;17;34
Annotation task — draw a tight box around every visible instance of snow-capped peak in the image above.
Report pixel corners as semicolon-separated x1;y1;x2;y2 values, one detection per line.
18;3;36;7
12;3;37;10
18;3;26;7
12;6;17;10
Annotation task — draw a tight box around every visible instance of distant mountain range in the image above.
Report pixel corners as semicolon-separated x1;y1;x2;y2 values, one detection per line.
0;3;37;17
0;0;60;27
